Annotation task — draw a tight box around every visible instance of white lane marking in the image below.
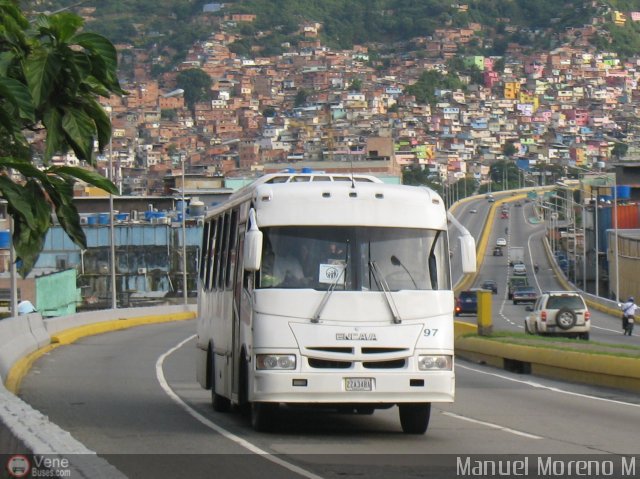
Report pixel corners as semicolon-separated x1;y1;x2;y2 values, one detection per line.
458;363;640;408
441;411;543;439
156;335;324;479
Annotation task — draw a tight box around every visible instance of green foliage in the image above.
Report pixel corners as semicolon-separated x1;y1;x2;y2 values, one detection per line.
262;106;277;118
24;0;640;64
294;88;309;107
502;141;517;158
176;68;213;113
0;2;121;276
349;78;363;92
612;142;629;159
489;160;521;191
161;108;177;121
405;70;465;105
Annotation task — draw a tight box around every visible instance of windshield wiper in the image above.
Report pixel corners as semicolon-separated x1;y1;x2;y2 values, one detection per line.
369;260;402;324
312;243;348;323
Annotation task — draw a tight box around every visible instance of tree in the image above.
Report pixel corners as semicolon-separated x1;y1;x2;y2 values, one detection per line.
349;78;362;92
502;141;517;158
176;68;213;113
294;88;309;107
0;2;124;276
262;106;276;118
612;142;628;160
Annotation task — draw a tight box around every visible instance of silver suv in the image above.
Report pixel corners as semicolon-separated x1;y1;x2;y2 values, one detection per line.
524;291;590;340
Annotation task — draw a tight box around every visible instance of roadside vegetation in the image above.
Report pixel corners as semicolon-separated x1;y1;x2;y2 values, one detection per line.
463;331;640;359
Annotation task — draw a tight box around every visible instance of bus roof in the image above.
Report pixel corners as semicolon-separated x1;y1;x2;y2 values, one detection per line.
205;178;446;230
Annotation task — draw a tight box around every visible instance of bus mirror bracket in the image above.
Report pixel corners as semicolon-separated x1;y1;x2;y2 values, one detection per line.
244;208;263;272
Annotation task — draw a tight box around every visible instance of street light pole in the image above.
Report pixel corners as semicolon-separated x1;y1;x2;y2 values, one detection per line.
595;194;599;297
613;176;620;301
108;107;117;310
182;159;188;305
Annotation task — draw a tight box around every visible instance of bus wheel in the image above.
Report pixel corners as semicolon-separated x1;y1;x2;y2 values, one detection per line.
399;403;431;434
251;402;277;432
210;356;230;412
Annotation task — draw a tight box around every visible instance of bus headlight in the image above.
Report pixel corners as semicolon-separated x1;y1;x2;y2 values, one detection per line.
256;354;296;370
418;355;452;371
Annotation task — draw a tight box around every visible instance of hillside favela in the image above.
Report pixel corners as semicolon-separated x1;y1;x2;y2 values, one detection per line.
3;0;640;314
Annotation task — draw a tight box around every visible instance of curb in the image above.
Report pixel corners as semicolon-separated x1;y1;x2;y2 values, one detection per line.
454;325;640;393
4;311;196;394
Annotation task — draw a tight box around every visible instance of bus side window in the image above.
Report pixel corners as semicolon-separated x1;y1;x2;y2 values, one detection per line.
199;221;210;283
206;219;217;291
218;213;230;289
226;209;239;289
212;215;223;290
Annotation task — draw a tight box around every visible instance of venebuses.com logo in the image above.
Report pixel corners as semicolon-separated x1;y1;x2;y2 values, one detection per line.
6;455;30;478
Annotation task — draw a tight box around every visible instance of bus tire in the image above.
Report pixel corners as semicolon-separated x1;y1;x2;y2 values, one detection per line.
251;402;277;432
210;355;230;412
399;403;431;434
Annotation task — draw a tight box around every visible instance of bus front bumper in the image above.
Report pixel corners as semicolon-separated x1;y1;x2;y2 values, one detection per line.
251;370;454;404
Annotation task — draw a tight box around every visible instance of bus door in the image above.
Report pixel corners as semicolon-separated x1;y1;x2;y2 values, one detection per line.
231;228;245;402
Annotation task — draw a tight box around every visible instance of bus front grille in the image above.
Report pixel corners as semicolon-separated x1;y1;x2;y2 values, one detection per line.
308;358;352;369
363;359;406;369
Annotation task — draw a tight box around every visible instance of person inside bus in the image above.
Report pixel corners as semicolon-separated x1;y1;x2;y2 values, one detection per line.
325;242;345;263
262;238;306;287
272;252;305;287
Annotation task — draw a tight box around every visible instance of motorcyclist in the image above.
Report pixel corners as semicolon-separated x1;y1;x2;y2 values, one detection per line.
534;263;539;273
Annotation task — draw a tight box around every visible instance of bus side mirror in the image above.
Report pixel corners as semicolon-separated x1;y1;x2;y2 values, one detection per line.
459;234;477;274
244;209;262;272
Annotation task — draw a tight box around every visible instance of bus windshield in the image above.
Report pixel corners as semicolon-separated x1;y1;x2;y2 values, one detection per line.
258;226;450;291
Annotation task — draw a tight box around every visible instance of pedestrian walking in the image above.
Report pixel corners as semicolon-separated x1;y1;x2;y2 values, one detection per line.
620;297;637;336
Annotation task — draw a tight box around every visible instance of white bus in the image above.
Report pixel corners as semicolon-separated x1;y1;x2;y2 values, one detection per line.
195;172;476;434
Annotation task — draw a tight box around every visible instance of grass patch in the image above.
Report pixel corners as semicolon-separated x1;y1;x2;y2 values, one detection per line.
459;331;640;359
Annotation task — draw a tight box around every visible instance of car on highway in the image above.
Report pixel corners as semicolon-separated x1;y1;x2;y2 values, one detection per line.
493;246;503;256
512;286;537;305
481;280;498;294
500;211;509;219
513;263;527;276
507;276;529;299
487;197;495;203
469;208;477;214
455;289;479;316
496;237;507;247
524;291;590;340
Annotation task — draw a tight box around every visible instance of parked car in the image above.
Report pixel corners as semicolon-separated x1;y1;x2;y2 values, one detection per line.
512;286;537;305
513;263;527;276
496;237;507;247
493;246;503;256
524;291;590;340
481;280;498;294
455;290;479;316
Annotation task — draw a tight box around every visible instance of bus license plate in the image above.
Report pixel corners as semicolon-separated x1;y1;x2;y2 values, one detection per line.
345;378;373;391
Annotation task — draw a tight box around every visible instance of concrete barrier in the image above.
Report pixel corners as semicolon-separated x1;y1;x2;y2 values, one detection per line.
0;314;50;383
0;381;127;476
0;303;196;462
43;304;194;336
